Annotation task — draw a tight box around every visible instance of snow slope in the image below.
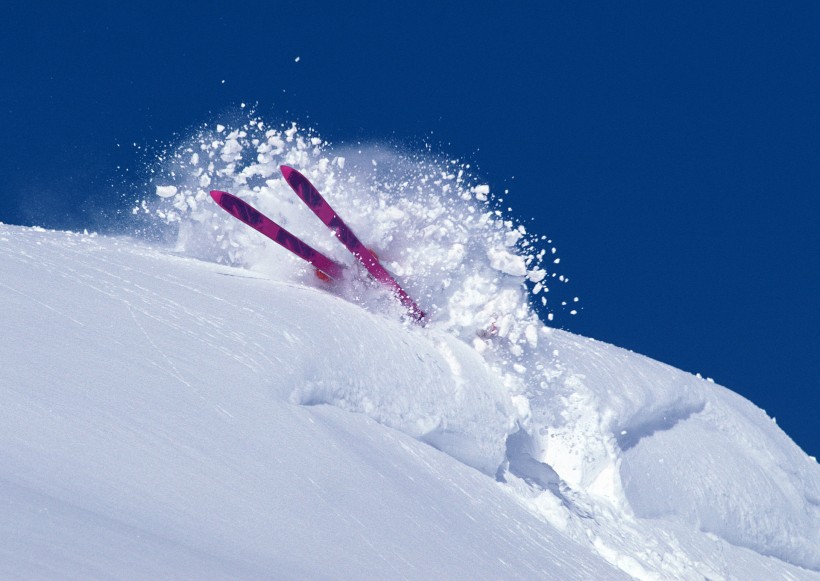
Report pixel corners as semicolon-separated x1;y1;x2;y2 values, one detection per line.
1;118;818;579
0;225;623;580
2;223;818;580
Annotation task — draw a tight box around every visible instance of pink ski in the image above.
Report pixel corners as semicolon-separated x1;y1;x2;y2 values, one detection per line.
280;166;425;323
210;190;344;280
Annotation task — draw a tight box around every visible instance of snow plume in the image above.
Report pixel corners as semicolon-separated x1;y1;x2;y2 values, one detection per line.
134;116;574;335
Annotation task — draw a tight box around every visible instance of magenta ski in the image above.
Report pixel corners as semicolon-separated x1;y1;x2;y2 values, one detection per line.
210;190;344;280
280;166;426;323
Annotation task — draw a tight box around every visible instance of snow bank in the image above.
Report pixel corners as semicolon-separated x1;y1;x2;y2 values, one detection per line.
1;223;818;579
0;225;625;580
532;330;820;571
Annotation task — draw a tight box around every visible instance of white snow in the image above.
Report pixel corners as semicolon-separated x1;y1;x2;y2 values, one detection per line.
2;118;818;579
155;185;178;198
0;226;624;579
2;224;817;580
472;184;490;201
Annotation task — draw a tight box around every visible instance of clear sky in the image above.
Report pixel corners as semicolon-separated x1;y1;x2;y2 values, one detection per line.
2;2;818;458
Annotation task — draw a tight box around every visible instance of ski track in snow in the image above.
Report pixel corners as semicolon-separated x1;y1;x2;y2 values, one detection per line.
2;117;819;579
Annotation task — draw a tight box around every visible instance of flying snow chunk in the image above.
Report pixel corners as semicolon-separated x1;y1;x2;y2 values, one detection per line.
528;268;547;283
472;184;490;201
221;137;243;162
505;230;525;247
487;247;528;277
155;185;178;198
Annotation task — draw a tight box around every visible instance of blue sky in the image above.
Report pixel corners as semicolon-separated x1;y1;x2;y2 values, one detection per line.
2;2;818;458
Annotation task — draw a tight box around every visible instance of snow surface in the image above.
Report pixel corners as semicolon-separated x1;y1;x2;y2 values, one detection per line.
2;119;818;579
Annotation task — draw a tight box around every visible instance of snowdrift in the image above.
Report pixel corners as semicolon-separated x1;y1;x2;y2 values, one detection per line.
1;118;818;579
0;226;622;580
2;223;818;579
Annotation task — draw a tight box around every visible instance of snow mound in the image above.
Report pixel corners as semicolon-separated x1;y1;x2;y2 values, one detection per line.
534;331;820;571
1;224;818;578
0;225;622;580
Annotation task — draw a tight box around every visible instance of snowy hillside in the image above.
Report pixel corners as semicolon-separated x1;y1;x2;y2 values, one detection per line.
1;225;818;579
2;119;818;579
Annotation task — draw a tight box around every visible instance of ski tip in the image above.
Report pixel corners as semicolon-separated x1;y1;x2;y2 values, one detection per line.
279;165;302;182
210;190;226;204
